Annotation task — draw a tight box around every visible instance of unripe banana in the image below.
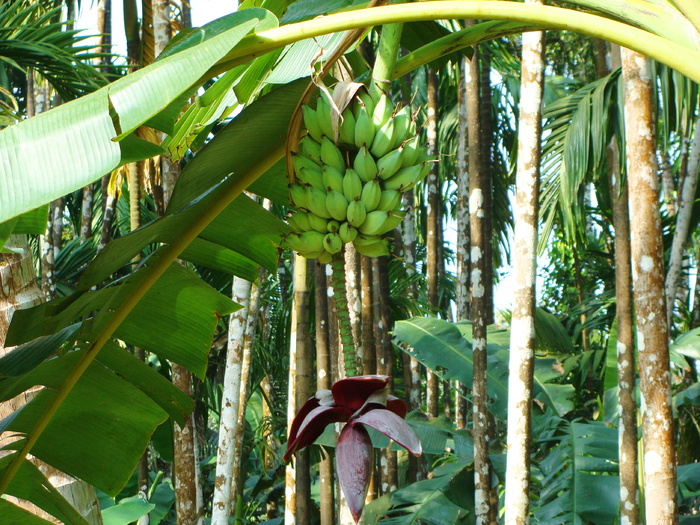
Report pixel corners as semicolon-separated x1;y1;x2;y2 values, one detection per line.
293;152;321;172
377;189;402;212
417;161;434;184
284;230;325;254
380;210;406;234
372;93;393;128
297;166;324;190
338;109;357;146
353;103;375;149
322;165;345;194
316;93;334;139
288;211;312;232
323;232;343;254
306;186;332;219
299;135;322;164
360;178;382;211
353;146;378;182
358;210;391;236
326;190;349;221
353;234;389;257
289;184;309;210
302;105;323;143
376;148;404;180
320;136;346;173
318;250;333;264
370;118;395;158
343;168;363;202
400;135;421;167
307;212;329;233
383;164;423;191
339;222;358;243
356;91;375;116
327;220;340;233
346;199;367;228
391;106;414;149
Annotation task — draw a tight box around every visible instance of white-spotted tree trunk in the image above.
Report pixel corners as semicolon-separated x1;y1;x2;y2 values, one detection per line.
622;47;678;525
504;8;544;522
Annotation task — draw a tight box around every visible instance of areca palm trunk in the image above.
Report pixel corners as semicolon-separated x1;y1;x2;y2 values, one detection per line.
622;47;677;525
665;115;700;327
504;8;544;521
425;67;440;418
466;34;492;525
315;264;335;525
211;276;252;525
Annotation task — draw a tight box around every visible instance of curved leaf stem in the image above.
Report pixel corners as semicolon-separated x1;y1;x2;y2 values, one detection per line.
208;2;700;85
0;142;286;496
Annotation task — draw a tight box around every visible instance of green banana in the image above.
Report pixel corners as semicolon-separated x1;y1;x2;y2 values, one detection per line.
326;190;349;221
353;234;389;257
360;178;381;211
289;184;309;210
339;222;358;243
288;211;312;232
353;102;375;149
381;210;406;234
353;146;378;182
343;168;363;202
299;135;322;163
326;219;340;233
297;166;324;190
391;106;414;149
322;165;345;194
323;232;343;254
306;186;332;219
400;135;421;167
307;212;329;233
318;250;333;264
320;136;346;173
370;118;395;158
358;210;391;235
372;93;393;128
376;147;404;180
284;230;325;254
383;164;423;191
356;91;375;116
377;189;402;212
302;105;323;143
316;92;334;138
346;199;367;228
293;152;321;172
338;109;357;146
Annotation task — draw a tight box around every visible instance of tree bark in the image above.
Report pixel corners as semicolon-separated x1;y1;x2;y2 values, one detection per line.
665;115;700;327
345;245;363;371
504;10;544;523
315;264;335;525
211;276;252;525
622;47;678;525
425;67;440;418
466;33;492;525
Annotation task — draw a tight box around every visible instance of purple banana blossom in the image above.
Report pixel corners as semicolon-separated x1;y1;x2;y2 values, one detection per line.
284;375;422;522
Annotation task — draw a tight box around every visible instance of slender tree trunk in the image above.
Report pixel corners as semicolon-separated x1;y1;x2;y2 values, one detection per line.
504;11;544;522
467;33;492;525
374;256;398;494
659;150;678;216
345;245;363;371
479;46;495;325
665;115;700;327
425;68;440;418
315;264;335;525
622;47;678;525
211;277;252;525
294;260;312;525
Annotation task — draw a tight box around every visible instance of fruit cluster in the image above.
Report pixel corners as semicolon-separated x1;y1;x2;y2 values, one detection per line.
283;86;432;263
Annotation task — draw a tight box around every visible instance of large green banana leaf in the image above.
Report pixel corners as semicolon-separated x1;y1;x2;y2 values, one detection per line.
393;316;575;418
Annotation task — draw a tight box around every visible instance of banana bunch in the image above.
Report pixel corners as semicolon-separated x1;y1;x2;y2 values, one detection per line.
283;86;433;263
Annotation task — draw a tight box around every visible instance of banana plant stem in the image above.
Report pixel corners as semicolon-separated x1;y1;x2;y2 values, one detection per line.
330;249;357;377
209;2;700;86
0;143;286;496
369;22;404;100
